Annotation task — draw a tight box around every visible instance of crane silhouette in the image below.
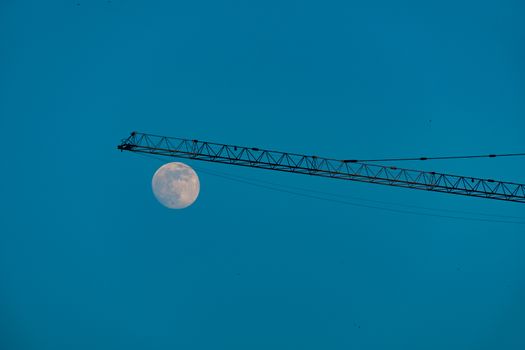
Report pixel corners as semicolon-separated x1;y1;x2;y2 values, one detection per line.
117;132;525;203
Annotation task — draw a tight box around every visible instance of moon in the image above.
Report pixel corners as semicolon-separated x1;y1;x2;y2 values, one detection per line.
151;162;200;209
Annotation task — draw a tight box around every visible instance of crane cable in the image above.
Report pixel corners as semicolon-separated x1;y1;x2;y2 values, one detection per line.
130;151;525;225
345;152;525;163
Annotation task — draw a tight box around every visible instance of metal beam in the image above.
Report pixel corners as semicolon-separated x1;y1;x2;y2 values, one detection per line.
118;132;525;203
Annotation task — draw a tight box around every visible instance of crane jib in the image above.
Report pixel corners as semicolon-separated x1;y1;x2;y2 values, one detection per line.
117;132;525;204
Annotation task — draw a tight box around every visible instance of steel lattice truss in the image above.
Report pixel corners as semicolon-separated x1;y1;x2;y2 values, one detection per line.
118;132;525;203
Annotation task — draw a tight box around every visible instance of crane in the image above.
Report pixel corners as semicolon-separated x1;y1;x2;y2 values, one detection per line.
117;132;525;203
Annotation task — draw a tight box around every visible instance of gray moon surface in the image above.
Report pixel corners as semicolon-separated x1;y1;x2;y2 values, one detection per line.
151;162;200;209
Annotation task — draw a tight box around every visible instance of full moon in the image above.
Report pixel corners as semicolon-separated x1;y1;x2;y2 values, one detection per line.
151;162;200;209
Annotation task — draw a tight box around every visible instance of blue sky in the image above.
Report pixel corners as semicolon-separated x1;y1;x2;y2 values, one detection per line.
1;1;525;349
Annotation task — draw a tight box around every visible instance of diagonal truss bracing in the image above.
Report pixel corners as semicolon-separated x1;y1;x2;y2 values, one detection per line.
117;132;525;203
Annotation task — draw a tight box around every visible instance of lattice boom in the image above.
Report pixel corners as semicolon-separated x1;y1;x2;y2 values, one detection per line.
118;132;525;203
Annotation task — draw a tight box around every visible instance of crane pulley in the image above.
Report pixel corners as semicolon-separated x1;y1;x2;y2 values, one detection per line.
117;132;525;203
